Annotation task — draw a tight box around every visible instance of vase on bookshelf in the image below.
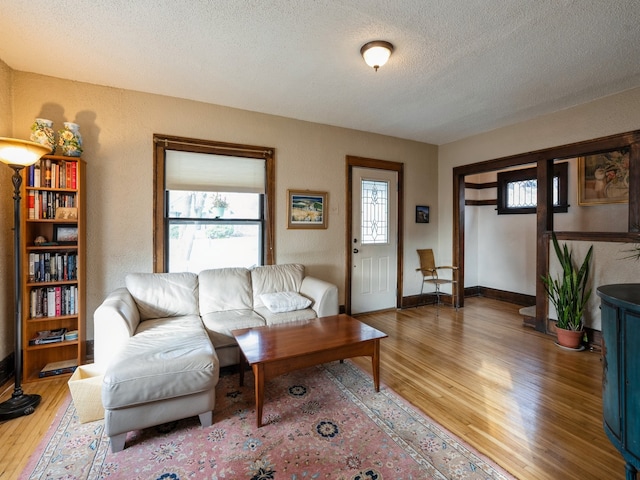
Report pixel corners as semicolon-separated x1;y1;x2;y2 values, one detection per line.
30;118;56;152
58;122;83;157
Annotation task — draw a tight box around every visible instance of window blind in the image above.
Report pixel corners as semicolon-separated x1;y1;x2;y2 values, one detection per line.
165;150;265;194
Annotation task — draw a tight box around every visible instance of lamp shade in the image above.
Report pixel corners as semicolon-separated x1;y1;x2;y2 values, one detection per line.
0;137;51;167
360;41;394;71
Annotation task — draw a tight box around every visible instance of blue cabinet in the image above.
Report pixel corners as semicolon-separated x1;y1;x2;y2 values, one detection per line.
597;284;640;480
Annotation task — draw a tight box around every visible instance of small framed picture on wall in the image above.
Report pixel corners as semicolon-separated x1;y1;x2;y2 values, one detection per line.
287;190;328;229
416;205;429;223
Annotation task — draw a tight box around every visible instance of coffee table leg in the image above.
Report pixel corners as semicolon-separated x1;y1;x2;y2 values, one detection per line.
254;363;265;427
372;339;381;392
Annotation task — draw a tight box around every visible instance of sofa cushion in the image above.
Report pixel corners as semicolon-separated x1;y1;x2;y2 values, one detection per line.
201;309;266;341
254;306;318;326
259;291;312;313
102;315;218;409
126;272;199;320
251;264;305;308
199;267;253;315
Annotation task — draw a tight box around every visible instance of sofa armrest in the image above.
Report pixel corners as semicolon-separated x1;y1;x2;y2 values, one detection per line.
93;287;141;367
300;276;339;318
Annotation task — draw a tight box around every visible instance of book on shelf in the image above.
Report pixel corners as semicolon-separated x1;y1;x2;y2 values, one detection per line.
44;158;51;187
29;252;78;283
28;191;35;219
34;162;41;188
29;327;67;345
39;359;77;378
27;158;78;189
47;287;56;317
29;285;77;318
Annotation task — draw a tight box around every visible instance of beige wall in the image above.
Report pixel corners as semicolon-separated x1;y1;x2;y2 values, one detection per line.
9;71;438;340
0;59;14;361
439;87;640;329
5;68;639;352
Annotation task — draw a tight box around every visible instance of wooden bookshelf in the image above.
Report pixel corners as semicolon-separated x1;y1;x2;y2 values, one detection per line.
20;154;86;382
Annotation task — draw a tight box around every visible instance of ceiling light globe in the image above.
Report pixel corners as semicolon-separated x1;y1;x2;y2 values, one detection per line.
360;41;394;71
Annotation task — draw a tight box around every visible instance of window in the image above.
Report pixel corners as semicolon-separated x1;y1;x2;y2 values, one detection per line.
153;135;274;272
497;162;568;214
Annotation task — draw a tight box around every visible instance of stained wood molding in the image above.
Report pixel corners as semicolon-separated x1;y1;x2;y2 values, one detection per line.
465;199;497;206
465;181;497;189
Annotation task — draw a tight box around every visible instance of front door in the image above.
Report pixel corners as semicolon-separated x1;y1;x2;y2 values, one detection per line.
350;167;398;314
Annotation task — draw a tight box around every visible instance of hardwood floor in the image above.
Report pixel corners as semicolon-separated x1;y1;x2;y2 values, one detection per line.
0;372;70;479
352;297;623;480
0;297;624;479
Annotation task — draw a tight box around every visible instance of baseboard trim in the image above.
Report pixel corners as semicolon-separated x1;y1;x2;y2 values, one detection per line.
401;292;452;309
464;286;535;307
0;353;14;387
436;286;603;348
401;286;534;310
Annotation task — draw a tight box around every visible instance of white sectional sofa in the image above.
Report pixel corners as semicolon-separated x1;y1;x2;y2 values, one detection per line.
93;264;338;452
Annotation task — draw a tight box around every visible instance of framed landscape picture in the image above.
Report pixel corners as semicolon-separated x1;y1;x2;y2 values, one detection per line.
287;190;328;229
578;148;629;205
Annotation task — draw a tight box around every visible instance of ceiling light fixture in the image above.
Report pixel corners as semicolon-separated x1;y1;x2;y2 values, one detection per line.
360;40;394;72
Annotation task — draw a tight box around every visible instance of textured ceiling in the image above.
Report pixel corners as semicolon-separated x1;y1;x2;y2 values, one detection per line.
2;1;640;145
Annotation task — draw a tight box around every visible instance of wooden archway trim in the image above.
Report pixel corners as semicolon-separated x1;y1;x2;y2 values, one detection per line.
453;129;640;331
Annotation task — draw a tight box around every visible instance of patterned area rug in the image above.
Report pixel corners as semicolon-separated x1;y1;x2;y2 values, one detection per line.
22;361;515;480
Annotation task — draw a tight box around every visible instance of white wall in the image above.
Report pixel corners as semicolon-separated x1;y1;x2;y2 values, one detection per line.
440;87;640;329
8;71;438;340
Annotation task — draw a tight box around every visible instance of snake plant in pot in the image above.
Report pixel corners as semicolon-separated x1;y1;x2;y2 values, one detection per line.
541;233;593;349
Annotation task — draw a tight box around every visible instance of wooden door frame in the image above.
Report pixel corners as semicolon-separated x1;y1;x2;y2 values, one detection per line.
346;156;404;314
453;129;640;331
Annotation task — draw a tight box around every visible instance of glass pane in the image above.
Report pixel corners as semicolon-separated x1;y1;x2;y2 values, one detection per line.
168;222;261;272
506;177;560;208
168;191;260;219
361;179;388;244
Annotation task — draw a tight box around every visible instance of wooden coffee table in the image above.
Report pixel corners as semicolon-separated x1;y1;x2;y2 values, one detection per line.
231;314;387;427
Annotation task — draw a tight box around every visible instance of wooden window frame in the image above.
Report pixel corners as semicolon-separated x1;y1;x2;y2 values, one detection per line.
497;162;569;214
153;134;275;272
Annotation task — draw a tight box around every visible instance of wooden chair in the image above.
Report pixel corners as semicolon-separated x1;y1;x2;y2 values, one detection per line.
416;249;458;309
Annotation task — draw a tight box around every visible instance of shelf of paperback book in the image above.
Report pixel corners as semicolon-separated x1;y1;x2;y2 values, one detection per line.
27;313;79;323
26;280;78;287
27;339;79;351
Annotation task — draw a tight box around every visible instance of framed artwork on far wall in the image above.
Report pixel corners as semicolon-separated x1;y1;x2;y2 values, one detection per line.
578;148;629;205
287;190;328;229
416;205;430;223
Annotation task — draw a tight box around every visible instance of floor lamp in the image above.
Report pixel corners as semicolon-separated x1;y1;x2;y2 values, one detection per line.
0;137;51;421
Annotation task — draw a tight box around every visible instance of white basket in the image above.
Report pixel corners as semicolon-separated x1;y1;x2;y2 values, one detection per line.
68;364;105;423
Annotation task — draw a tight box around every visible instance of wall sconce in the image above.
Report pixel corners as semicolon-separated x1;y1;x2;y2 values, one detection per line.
360;40;394;71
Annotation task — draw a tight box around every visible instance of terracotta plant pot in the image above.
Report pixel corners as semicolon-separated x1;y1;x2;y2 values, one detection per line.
556;328;583;349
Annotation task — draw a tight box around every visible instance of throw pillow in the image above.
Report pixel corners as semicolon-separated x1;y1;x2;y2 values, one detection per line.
259;291;312;313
